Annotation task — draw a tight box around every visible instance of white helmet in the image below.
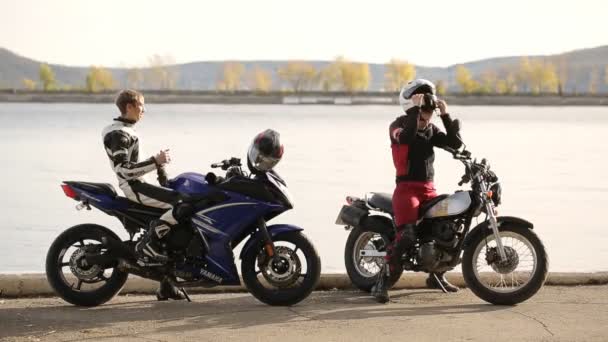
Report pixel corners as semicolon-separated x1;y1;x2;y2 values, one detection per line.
399;79;436;113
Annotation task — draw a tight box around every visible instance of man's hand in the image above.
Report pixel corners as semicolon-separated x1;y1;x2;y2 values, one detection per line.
155;149;171;166
411;94;424;107
437;99;448;115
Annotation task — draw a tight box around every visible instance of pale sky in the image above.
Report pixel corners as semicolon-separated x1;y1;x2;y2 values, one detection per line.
1;0;607;68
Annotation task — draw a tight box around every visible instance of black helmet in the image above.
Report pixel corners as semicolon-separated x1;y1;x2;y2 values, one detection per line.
247;129;284;172
399;79;437;113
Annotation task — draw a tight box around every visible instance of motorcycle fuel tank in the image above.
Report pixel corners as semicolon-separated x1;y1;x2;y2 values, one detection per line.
170;172;214;195
424;191;472;218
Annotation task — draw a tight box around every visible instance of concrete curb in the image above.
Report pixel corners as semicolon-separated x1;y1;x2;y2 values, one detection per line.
1;272;607;298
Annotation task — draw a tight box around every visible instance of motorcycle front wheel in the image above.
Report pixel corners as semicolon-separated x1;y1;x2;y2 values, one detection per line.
462;223;548;305
241;231;321;306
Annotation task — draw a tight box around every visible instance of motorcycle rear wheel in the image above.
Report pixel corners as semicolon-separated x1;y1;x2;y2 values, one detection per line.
345;226;403;292
45;224;129;307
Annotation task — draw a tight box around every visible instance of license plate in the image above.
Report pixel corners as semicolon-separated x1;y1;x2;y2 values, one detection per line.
335;207;347;225
335;204;367;226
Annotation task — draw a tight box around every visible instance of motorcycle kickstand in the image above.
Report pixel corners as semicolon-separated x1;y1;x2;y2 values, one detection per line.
432;273;449;294
180;287;192;302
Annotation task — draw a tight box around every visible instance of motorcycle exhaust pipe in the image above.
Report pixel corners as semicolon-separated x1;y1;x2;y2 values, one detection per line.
116;260;165;281
101;236;136;259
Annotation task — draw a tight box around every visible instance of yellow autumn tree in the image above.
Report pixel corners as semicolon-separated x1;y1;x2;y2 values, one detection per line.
85;66;115;93
515;58;558;94
277;61;317;92
495;72;518;94
39;63;56;91
435;80;447;96
515;57;533;92
216;62;245;91
146;54;179;89
530;60;558;94
455;65;478;94
479;71;498;94
22;78;37;90
336;57;370;92
248;67;272;93
318;62;342;91
384;59;416;91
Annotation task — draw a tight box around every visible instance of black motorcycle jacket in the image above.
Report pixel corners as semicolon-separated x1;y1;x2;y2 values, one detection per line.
102;117;158;185
389;107;462;183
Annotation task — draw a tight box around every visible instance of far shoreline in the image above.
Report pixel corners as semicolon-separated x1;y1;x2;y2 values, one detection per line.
1;90;607;106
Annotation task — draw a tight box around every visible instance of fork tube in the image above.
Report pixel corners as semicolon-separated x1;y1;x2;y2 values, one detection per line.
486;204;507;261
479;180;507;261
257;218;276;257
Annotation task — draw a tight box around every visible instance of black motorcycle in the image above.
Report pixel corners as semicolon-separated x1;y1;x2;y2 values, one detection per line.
336;146;548;305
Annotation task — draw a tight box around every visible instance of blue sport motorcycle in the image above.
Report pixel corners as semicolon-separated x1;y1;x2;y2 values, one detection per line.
46;157;321;307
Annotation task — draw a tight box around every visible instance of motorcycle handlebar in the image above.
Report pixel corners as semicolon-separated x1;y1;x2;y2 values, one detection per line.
211;157;242;170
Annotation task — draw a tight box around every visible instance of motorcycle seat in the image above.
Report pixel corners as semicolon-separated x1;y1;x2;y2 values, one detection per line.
367;192;393;214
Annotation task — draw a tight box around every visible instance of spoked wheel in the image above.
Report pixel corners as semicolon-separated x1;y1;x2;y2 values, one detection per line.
462;224;548;305
241;232;321;306
45;224;128;306
345;226;403;292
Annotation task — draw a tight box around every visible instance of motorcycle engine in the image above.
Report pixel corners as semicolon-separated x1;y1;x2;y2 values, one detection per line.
416;219;462;272
421;219;460;248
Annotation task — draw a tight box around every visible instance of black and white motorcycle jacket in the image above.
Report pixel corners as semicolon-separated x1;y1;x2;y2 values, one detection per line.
102;117;158;185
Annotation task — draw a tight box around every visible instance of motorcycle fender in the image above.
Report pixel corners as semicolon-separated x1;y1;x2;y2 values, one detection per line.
358;215;394;236
239;224;303;259
463;216;534;248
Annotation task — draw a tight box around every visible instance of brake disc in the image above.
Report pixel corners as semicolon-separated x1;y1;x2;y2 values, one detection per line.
69;247;102;280
260;246;301;287
486;246;520;274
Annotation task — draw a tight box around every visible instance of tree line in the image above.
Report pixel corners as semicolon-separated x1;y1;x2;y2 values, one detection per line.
20;56;608;95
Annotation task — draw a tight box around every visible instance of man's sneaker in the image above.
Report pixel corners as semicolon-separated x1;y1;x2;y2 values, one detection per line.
426;272;459;293
371;268;390;303
156;279;186;301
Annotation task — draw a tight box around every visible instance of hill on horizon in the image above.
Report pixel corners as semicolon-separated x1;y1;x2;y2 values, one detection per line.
1;46;607;93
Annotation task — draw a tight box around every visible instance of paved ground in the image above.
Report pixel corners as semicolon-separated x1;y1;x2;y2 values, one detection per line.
1;286;606;342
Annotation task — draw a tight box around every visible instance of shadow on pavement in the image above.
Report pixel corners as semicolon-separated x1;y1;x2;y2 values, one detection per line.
0;290;507;339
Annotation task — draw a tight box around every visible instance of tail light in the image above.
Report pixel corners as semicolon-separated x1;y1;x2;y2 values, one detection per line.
61;184;77;199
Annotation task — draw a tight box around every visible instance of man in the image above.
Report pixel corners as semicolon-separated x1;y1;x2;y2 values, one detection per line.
102;89;185;300
372;79;462;303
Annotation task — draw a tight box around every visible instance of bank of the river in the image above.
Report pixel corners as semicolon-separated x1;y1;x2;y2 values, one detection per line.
1;90;607;105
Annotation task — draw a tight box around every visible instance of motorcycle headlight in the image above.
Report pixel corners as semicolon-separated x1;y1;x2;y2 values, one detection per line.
490;182;502;206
